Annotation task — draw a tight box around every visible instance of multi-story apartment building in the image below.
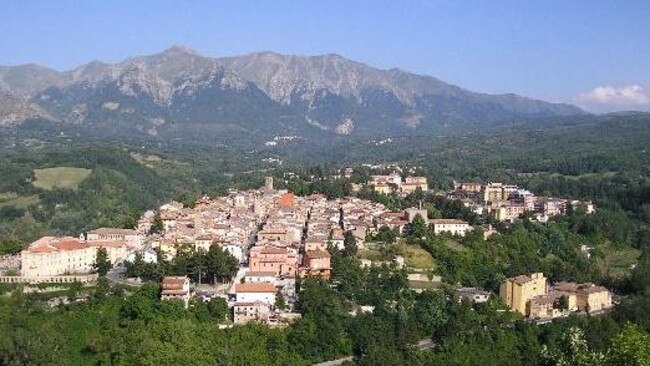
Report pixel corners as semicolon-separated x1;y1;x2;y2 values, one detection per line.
85;228;142;247
249;245;297;276
429;219;471;237
21;236;128;277
500;273;548;316
401;176;428;193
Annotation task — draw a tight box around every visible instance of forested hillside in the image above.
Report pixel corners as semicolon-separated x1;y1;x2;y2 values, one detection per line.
1;113;650;365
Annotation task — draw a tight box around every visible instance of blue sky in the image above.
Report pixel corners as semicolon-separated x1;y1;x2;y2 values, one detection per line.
1;0;649;112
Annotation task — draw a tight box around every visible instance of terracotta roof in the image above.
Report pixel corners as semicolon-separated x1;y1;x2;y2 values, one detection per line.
259;247;288;255
162;276;189;290
429;219;468;225
511;275;533;285
278;193;296;208
27;245;57;253
54;238;87;251
245;271;277;277
88;228;138;235
306;250;331;259
235;283;276;293
89;241;127;249
530;295;554;305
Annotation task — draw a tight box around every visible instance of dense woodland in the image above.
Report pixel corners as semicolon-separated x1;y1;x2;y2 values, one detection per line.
1;113;650;364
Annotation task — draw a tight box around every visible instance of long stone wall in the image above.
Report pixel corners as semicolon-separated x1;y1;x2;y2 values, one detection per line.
0;274;98;284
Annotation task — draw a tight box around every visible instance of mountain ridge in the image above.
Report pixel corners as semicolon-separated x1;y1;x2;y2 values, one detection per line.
0;46;586;140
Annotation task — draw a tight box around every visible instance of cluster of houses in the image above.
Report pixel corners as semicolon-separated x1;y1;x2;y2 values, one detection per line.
6;175;614;326
368;174;429;194
451;182;595;222
500;272;613;320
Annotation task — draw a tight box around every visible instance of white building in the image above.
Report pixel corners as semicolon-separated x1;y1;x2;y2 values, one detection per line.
233;301;273;324
429;219;471;237
244;271;277;284
21;236;128;277
85;228;143;247
234;283;276;304
161;276;191;308
125;249;158;264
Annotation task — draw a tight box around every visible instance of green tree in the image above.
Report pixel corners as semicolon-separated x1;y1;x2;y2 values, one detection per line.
66;281;83;302
93;247;112;277
207;297;229;321
376;226;397;244
149;211;164;235
276;290;287;310
406;214;428;241
343;231;358;257
606;323;650;366
540;327;605;366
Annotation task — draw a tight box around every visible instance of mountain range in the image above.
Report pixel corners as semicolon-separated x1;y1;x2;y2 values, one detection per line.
0;45;585;142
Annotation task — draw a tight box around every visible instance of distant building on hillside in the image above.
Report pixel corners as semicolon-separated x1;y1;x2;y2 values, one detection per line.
405;208;428;223
21;236;128;277
401;176;428;193
429;219;470;237
500;273;547;316
264;176;274;191
161;276;191;308
500;273;613;319
301;250;331;279
85;228;143;247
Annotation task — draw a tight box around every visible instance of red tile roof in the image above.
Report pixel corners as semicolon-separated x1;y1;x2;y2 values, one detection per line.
235;283;276;293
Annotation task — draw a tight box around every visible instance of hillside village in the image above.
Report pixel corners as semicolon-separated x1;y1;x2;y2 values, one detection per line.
0;174;611;325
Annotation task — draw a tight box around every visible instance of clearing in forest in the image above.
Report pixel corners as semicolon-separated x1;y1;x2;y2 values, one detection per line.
32;167;92;190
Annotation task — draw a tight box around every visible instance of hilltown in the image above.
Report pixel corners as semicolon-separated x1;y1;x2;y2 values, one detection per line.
0;176;610;325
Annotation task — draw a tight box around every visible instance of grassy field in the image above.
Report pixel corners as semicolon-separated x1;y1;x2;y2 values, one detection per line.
0;193;19;203
358;243;436;270
596;243;641;278
0;194;40;209
32;167;92;190
443;239;468;252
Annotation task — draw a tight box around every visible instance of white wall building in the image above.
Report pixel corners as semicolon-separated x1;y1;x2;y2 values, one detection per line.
429;219;471;237
21;236;128;277
234;283;276;304
244;271;277;284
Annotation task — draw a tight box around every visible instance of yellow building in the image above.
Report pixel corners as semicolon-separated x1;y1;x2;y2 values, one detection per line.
576;284;613;313
500;273;547;316
401;176;428;193
21;236;128;277
373;183;394;194
552;281;612;313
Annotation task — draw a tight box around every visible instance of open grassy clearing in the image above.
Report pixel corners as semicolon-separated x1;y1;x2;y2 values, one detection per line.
0;194;40;209
358;243;436;270
0;193;19;203
596;243;641;278
32;167;92;190
443;239;468;252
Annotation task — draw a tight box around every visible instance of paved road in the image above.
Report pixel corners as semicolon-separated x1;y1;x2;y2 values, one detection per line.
312;338;435;366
